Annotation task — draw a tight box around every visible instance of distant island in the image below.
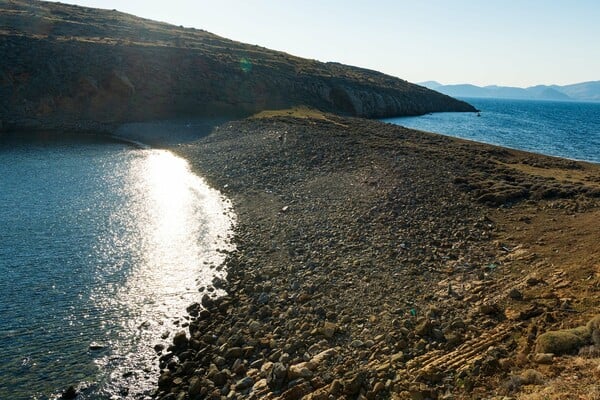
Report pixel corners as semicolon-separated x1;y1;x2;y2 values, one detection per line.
420;80;600;102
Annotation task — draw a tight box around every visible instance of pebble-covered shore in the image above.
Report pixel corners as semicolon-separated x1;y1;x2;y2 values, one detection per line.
154;113;600;399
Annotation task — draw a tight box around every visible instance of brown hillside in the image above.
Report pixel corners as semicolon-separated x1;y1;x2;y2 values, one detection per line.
0;0;475;133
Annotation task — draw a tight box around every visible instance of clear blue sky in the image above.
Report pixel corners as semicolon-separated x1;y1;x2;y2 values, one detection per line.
50;0;599;87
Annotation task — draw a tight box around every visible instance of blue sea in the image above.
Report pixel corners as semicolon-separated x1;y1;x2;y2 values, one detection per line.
384;98;600;164
0;134;234;399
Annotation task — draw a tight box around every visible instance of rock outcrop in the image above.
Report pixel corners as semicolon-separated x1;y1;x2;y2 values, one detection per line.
0;0;475;132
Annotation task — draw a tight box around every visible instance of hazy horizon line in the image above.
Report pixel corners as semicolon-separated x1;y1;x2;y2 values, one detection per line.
420;79;599;88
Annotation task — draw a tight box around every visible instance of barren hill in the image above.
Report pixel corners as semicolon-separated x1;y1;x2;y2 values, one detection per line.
0;0;475;133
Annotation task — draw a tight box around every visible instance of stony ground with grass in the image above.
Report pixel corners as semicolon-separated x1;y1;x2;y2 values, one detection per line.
154;110;600;399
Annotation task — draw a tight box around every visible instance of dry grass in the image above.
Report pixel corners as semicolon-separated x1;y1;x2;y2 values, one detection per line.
499;161;600;189
517;356;600;399
483;150;600;399
250;107;349;127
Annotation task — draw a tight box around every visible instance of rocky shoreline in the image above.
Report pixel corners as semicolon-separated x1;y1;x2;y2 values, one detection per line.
152;112;600;399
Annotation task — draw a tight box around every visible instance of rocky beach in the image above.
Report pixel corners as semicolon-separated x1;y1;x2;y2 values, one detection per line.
152;109;600;399
2;2;599;399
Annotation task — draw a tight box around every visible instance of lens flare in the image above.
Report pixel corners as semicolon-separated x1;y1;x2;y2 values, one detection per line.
240;57;252;73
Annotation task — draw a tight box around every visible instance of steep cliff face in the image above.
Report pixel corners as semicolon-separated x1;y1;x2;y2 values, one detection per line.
0;0;475;132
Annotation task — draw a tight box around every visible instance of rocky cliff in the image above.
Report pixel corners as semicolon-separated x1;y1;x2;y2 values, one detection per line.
0;0;475;132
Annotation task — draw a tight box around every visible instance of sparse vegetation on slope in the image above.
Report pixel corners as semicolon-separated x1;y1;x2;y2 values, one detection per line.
0;0;475;133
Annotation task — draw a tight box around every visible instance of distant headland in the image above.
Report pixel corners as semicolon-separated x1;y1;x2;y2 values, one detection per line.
419;80;600;102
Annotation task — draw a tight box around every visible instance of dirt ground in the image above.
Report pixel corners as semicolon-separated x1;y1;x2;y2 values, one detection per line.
155;110;600;399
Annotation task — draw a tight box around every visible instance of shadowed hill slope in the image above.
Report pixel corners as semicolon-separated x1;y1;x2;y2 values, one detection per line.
0;0;475;132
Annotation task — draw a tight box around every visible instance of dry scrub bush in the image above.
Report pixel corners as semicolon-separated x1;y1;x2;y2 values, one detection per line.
535;325;590;354
535;315;600;355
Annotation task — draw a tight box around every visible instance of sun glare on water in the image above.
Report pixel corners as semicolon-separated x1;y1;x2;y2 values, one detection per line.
90;149;235;398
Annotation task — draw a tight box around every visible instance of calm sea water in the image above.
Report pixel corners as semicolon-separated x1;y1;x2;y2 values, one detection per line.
384;98;600;164
0;134;234;399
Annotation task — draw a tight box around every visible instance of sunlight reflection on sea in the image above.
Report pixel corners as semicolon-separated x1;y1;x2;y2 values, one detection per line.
90;150;236;399
0;138;235;399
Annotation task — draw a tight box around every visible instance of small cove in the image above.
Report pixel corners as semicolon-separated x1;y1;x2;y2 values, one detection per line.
0;133;235;399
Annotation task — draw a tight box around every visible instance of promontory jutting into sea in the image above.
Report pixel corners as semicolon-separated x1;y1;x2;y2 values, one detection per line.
1;1;599;399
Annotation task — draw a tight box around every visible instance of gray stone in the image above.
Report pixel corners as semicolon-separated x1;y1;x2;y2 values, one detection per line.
257;292;270;305
267;362;287;390
235;376;254;391
188;377;203;396
533;353;554;364
508;288;523;300
224;347;243;359
172;331;188;348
